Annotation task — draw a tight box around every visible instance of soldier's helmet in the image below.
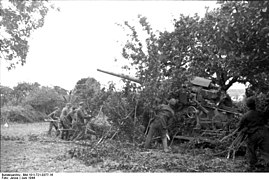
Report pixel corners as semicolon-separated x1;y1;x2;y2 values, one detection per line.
169;98;177;106
246;97;256;109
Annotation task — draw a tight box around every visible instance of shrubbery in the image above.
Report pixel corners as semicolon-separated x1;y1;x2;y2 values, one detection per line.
1;82;67;124
102;90;145;143
1;105;47;123
233;93;268;114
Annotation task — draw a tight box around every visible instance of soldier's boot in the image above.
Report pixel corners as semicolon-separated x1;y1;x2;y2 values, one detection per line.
47;123;53;135
162;137;169;153
144;126;154;149
144;137;151;149
56;129;60;137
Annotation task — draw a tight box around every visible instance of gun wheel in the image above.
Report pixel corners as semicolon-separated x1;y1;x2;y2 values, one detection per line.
186;106;198;119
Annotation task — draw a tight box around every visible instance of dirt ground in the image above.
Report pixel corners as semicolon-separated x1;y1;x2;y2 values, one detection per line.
1;122;267;173
0;122;98;172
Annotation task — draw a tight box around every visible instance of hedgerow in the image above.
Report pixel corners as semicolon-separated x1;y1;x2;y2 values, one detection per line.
1;105;47;123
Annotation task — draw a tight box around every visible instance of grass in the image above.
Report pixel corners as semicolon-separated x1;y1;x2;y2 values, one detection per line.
1;122;97;172
1;122;48;138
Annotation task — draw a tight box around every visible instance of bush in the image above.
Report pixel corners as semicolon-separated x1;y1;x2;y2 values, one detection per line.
233;100;247;114
233;93;268;114
0;105;47;123
101;89;146;143
256;93;268;112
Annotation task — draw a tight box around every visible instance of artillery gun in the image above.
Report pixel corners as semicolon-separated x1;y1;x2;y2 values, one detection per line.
173;76;242;143
97;69;141;84
97;68;241;143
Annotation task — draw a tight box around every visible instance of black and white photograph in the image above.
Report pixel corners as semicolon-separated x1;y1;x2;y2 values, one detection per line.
1;0;269;176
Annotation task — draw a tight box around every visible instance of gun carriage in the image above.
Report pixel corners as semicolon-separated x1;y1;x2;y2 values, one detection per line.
171;77;241;142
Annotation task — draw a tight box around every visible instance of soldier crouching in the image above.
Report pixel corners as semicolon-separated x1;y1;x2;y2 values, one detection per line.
144;98;177;152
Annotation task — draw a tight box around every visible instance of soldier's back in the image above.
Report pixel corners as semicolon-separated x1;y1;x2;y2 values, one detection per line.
243;110;265;134
158;104;174;117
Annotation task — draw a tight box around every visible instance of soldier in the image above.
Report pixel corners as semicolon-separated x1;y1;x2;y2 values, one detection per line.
218;90;233;109
238;97;269;171
63;107;76;140
144;98;177;152
59;103;72;139
60;103;72;119
47;107;60;136
71;102;88;141
66;107;77;125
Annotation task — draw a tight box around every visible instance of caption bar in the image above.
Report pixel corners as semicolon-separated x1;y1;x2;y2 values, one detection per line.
1;173;53;180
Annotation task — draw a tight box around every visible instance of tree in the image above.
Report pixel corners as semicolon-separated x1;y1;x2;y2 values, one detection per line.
0;85;13;106
219;1;269;92
0;0;57;70
23;86;64;113
196;1;269;91
185;7;243;91
158;14;201;92
53;85;68;98
157;1;269;92
73;77;101;113
246;72;269;95
11;82;40;105
121;15;176;110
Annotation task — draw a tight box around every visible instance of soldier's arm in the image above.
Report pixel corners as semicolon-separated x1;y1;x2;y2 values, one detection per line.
77;110;85;122
48;112;54;118
237;114;247;131
48;111;56;119
167;116;174;129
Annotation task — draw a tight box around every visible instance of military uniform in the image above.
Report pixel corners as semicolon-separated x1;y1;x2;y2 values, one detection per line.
71;103;87;141
59;104;71;139
60;106;71;120
238;97;269;169
65;110;75;126
47;108;59;136
62;108;76;140
144;102;175;152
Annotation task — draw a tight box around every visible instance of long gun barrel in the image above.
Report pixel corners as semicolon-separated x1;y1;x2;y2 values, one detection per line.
97;69;141;84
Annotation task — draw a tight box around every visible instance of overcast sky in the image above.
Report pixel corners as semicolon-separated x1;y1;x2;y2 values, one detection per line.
1;1;237;91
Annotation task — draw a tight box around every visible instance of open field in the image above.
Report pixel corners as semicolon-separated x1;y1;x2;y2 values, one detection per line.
1;122;97;172
1;122;48;138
